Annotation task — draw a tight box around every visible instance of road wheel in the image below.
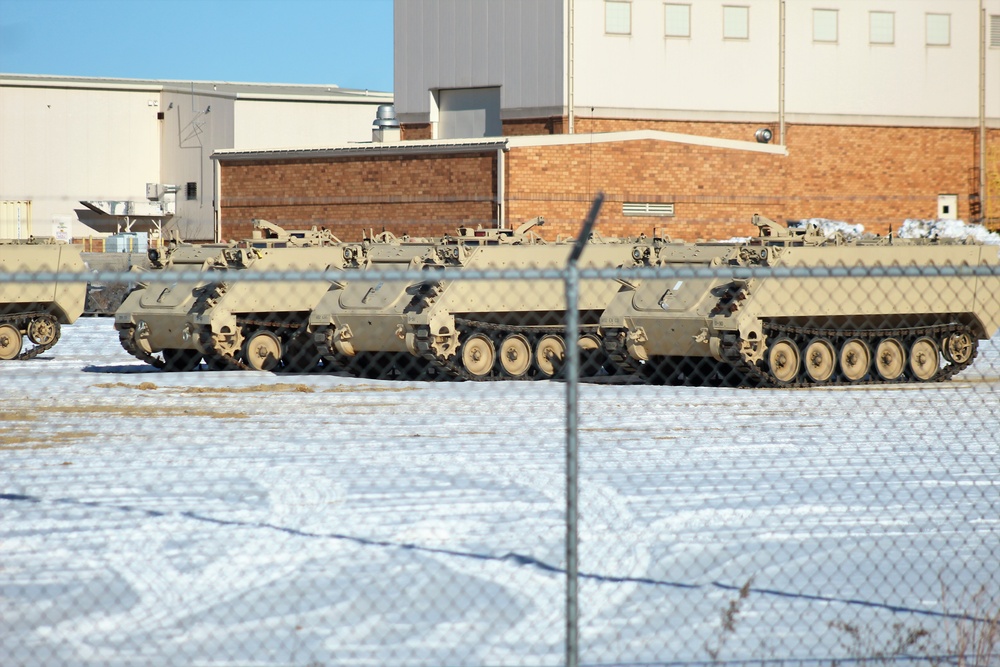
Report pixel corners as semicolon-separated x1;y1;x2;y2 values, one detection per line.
535;334;565;378
577;333;606;377
243;331;282;371
803;338;836;383
767;337;800;385
498;334;532;378
839;338;871;382
908;337;940;382
461;333;495;378
874;338;906;381
0;323;23;360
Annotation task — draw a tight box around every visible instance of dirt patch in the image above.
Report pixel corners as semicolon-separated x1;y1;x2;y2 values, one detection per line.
323;385;419;394
93;382;159;390
0;427;100;450
183;383;315;394
1;406;248;420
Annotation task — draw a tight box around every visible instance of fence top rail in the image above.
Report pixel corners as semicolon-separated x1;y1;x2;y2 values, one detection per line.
3;262;1000;285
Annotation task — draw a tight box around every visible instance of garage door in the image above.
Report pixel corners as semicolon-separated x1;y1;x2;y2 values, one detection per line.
439;87;501;139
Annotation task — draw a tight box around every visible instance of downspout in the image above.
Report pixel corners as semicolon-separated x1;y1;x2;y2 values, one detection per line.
214;158;222;243
568;0;575;134
779;0;786;145
979;0;986;222
497;146;507;229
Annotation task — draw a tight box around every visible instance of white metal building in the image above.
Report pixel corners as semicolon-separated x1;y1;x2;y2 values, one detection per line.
0;75;392;241
394;0;1000;136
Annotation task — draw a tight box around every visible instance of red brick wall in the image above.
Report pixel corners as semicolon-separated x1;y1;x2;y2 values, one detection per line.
576;117;775;144
219;153;497;241
401;124;432;141
505;138;785;241
226;121;998;243
503;117;566;136
783;124;981;228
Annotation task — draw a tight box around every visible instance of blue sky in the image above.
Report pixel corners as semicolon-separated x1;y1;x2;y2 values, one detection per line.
0;0;395;92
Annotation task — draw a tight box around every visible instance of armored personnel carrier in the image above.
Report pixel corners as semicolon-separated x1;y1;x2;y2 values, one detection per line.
311;218;642;380
114;220;365;372
600;214;1000;386
0;239;87;360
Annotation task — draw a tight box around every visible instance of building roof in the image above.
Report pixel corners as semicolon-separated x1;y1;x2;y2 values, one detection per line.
0;73;391;104
211;129;788;161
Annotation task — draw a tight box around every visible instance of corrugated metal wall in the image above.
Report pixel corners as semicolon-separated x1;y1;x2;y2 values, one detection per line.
0;200;31;239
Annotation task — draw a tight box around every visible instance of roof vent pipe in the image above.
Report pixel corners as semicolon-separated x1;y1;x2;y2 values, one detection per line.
372;104;401;142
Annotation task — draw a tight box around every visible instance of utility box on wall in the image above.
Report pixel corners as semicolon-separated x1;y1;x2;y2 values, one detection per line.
937;194;958;220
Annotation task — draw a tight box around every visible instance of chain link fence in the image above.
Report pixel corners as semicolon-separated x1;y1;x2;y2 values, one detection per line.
2;207;999;667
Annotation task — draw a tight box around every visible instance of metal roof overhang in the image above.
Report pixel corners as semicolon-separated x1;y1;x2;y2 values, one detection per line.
211;129;787;163
212;138;510;162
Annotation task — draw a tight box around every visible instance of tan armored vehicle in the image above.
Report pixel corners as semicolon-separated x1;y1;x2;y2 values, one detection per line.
310;218;641;380
0;240;87;360
114;220;363;371
600;215;1000;386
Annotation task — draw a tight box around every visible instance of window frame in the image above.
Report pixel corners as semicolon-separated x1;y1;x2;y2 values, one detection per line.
664;3;691;39
869;11;895;45
722;5;749;41
812;8;838;44
605;0;632;36
926;12;950;47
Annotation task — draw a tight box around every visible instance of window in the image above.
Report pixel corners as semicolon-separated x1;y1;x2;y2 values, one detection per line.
605;1;631;35
926;13;950;46
990;15;1000;48
186;182;197;201
869;11;894;45
723;5;748;40
813;9;837;43
664;3;690;38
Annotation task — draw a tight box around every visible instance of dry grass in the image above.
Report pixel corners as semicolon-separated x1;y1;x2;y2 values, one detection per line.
828;620;931;665
826;583;1000;666
705;578;753;662
942;585;1000;667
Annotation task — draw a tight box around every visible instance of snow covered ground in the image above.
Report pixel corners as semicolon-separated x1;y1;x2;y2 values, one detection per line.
2;317;999;666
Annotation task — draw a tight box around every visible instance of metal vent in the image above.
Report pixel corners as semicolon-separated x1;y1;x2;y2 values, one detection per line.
623;202;675;217
991;15;1000;48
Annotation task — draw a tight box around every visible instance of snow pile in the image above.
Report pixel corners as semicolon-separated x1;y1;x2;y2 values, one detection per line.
897;218;1000;245
801;218;866;240
725;218;1000;246
721;219;865;244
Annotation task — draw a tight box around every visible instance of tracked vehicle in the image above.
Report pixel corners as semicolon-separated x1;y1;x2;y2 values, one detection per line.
311;218;642;380
601;215;1000;387
0;240;87;360
114;220;365;371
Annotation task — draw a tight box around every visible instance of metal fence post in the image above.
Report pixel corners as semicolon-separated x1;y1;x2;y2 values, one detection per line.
565;193;604;667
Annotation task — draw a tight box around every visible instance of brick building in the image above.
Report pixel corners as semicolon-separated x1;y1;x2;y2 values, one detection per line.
213;0;1000;241
215;131;789;242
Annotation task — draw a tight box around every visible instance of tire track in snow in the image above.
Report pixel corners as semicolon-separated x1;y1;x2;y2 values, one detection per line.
2;492;988;625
